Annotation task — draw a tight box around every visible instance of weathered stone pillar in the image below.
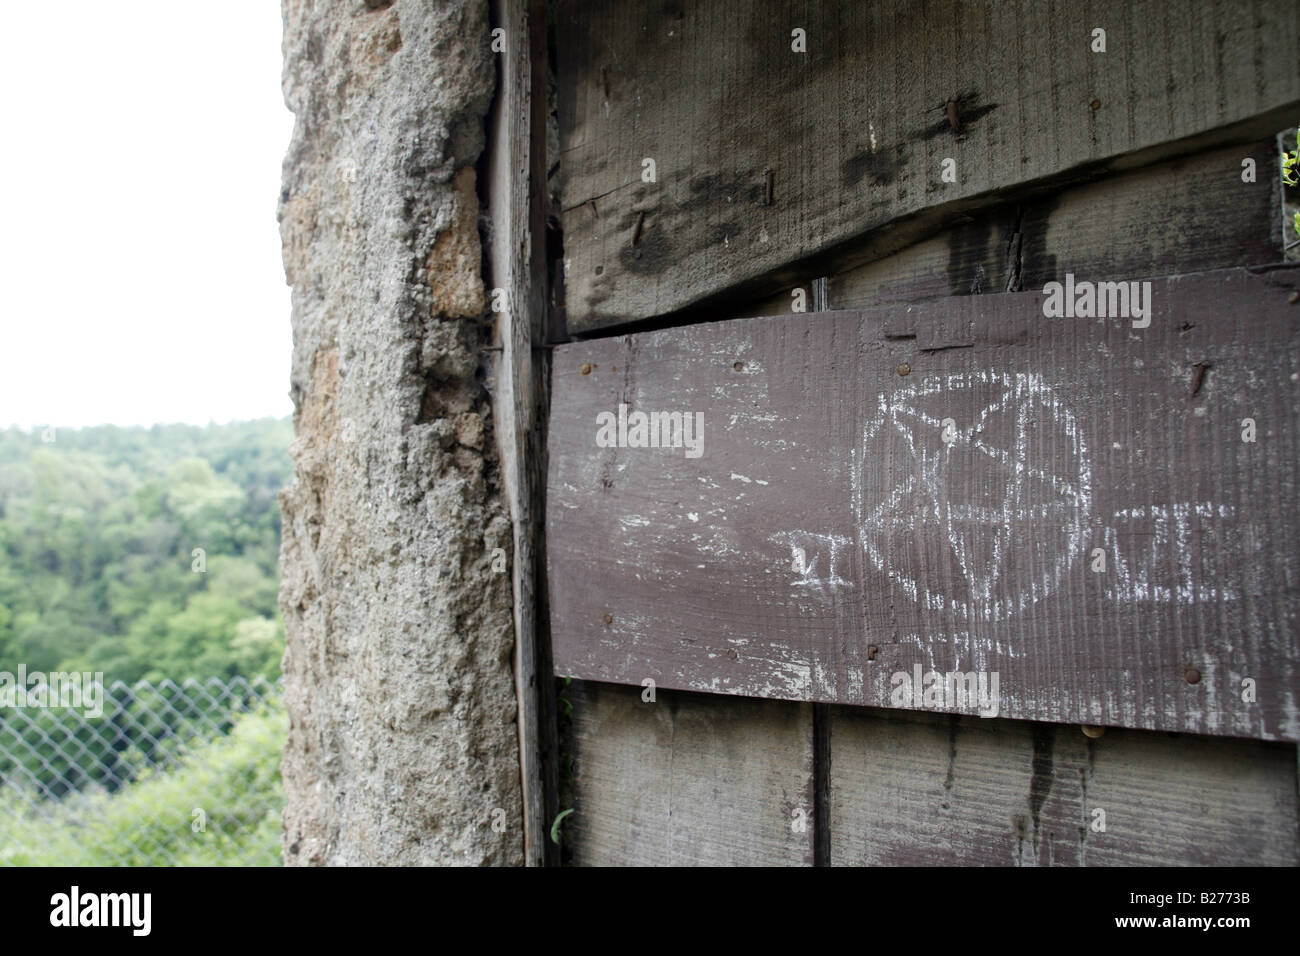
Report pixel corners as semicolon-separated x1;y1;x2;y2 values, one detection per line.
277;0;521;866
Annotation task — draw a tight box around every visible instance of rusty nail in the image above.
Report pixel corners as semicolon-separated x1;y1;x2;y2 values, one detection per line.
1190;362;1210;397
733;361;745;371
580;363;595;375
726;648;739;661
946;98;961;135
867;644;879;661
631;210;645;246
763;169;775;206
897;362;912;376
602;613;613;627
1184;666;1201;684
1089;98;1101;110
1081;724;1106;739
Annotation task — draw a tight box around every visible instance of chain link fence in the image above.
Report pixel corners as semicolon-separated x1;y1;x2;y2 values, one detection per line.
0;676;284;866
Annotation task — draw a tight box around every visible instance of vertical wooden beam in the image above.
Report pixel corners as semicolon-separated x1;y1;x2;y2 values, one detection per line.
486;0;558;866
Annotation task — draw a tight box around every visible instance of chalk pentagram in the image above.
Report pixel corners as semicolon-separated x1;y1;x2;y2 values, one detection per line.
857;370;1091;622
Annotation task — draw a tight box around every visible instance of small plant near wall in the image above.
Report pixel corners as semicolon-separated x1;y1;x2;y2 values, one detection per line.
1284;128;1300;242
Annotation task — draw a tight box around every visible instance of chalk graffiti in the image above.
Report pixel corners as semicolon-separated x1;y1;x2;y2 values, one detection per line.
856;370;1091;622
1103;502;1238;603
767;371;1239;618
770;530;854;594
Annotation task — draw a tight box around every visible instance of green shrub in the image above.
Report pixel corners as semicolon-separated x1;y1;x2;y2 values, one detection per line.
0;705;285;866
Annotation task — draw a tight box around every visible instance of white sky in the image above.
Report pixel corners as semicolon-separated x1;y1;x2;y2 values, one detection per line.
0;2;295;429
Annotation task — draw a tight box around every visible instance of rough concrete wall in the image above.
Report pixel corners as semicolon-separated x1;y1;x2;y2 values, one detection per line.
277;0;522;865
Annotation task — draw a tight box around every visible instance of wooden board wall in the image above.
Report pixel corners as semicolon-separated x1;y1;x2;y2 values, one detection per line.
828;138;1282;310
829;707;1299;865
551;3;1298;868
555;0;1300;332
567;681;815;865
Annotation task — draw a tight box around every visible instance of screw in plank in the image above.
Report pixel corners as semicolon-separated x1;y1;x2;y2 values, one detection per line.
733;361;745;371
946;98;961;135
601;613;613;627
1184;666;1202;685
1190;362;1210;397
1089;98;1101;111
580;363;595;375
897;362;912;376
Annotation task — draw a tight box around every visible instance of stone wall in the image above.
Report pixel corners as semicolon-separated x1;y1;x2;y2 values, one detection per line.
276;0;521;866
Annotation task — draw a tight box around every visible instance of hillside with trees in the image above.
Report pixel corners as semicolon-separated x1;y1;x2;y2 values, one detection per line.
0;419;292;683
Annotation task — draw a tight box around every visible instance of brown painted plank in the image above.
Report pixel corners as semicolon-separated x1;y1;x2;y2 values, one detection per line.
568;680;815;865
828;139;1282;310
829;707;1299;865
546;265;1300;740
555;0;1300;332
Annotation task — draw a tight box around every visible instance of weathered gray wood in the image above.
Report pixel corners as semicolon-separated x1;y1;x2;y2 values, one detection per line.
547;265;1300;740
828;139;1282;310
568;680;815;865
555;0;1300;332
485;0;557;866
830;707;1300;865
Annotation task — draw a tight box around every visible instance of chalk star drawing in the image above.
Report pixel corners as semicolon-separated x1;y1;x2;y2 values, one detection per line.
857;370;1091;622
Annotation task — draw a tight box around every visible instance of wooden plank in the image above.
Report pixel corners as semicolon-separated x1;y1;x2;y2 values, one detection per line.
568;680;815;865
828;139;1282;310
555;0;1300;332
829;707;1300;865
546;265;1300;740
485;0;558;866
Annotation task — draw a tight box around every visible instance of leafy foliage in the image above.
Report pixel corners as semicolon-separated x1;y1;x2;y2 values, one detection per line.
1284;128;1299;240
0;419;292;683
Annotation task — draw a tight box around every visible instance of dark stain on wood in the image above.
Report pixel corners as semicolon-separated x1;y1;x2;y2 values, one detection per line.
618;219;670;274
945;215;995;296
841;143;905;189
1027;724;1055;846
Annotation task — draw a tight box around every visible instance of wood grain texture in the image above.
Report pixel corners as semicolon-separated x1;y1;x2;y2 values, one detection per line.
568;679;815;865
828;139;1282;310
555;0;1300;332
829;707;1300;865
485;0;558;865
547;265;1300;740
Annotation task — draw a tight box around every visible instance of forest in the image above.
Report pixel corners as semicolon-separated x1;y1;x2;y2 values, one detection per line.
0;418;291;683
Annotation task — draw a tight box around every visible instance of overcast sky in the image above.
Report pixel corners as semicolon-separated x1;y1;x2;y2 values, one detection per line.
0;2;294;429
